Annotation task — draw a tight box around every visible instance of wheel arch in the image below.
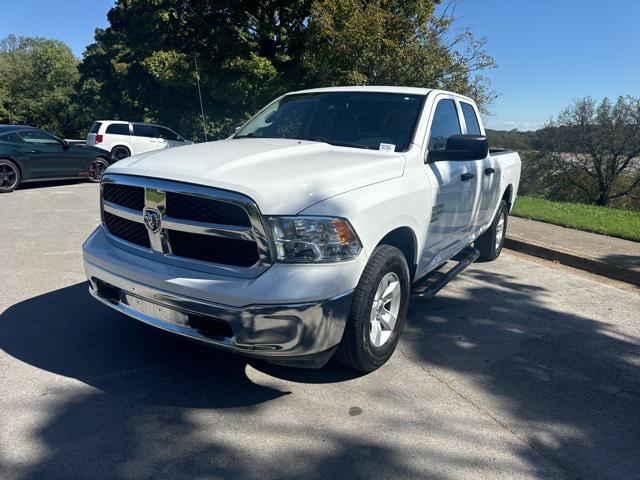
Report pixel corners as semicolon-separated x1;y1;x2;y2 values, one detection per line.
376;226;418;281
110;143;132;155
502;184;513;209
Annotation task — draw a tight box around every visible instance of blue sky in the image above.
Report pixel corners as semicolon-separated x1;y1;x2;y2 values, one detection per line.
1;0;639;131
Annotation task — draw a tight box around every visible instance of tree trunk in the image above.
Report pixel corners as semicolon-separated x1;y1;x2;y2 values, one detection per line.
596;192;610;206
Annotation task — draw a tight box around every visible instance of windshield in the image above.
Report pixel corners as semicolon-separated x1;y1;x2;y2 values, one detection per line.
235;92;425;152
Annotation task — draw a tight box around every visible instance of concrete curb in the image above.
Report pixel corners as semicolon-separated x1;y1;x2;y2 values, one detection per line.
504;237;640;287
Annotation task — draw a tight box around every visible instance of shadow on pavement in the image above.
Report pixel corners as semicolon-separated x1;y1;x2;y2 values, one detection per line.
602;253;640;268
1;270;639;479
0;283;412;479
16;179;90;191
0;283;288;409
402;268;640;480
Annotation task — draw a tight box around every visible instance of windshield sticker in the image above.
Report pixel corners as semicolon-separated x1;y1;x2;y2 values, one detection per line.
379;143;396;152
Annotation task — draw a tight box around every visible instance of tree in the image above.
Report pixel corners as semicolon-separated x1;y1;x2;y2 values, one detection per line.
78;0;312;140
304;0;496;110
0;35;84;137
78;0;496;140
540;96;640;206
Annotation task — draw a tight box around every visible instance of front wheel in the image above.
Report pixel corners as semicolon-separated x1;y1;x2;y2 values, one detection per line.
89;157;109;182
0;159;20;193
336;245;410;372
475;199;508;261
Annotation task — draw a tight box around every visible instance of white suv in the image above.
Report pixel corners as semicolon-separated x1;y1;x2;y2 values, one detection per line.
86;121;191;160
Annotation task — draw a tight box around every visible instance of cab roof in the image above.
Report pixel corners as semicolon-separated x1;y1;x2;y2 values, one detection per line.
290;86;433;96
285;86;475;104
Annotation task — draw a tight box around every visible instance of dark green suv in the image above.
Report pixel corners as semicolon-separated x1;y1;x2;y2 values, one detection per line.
0;125;114;193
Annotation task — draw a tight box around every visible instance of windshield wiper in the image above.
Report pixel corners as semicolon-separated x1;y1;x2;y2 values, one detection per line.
305;136;374;150
234;133;259;139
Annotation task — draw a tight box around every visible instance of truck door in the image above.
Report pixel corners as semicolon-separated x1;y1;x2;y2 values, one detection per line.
419;96;478;271
460;101;500;231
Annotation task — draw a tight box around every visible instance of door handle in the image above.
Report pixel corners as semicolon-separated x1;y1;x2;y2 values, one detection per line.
484;167;495;175
460;172;474;181
29;150;42;154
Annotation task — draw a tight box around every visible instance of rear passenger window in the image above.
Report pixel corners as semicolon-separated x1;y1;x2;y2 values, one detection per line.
89;122;102;134
461;102;481;135
133;124;158;138
106;123;130;135
428;99;461;150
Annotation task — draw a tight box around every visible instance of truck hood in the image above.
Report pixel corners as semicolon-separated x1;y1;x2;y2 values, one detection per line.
106;138;406;213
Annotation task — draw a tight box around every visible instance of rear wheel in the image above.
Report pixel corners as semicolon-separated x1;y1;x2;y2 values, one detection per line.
0;159;20;193
336;245;410;372
111;145;130;160
89;157;109;182
475;200;508;261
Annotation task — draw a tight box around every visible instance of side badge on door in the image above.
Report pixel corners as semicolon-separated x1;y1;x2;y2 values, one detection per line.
431;203;444;223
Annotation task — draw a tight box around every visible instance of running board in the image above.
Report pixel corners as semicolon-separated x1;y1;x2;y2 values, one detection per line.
412;246;480;299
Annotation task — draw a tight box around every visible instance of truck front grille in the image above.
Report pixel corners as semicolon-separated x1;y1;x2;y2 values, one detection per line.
100;175;272;275
166;191;251;226
104;211;151;248
103;183;145;211
168;229;259;266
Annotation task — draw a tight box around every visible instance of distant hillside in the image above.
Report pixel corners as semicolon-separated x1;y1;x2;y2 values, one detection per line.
486;129;539;151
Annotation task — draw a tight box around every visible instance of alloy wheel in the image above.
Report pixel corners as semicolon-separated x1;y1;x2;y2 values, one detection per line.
495;211;505;251
369;272;402;348
90;160;108;182
0;163;18;190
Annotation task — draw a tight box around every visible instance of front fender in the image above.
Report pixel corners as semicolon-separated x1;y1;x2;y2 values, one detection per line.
298;176;427;264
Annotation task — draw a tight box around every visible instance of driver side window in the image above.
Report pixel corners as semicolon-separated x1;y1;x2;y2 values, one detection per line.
428;99;461;150
19;130;62;145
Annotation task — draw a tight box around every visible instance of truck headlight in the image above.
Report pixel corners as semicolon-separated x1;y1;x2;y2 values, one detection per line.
268;216;362;263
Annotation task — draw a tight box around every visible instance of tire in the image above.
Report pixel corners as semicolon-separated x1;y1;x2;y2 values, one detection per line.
0;159;21;193
111;145;131;160
89;157;110;182
336;244;410;372
475;200;508;261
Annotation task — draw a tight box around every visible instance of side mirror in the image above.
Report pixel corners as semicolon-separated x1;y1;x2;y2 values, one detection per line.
427;135;488;163
229;123;243;137
61;139;70;151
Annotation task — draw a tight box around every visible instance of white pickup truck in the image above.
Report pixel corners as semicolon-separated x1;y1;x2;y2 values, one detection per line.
83;86;521;371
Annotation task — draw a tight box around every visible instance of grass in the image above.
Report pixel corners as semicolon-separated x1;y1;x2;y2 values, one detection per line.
511;196;640;242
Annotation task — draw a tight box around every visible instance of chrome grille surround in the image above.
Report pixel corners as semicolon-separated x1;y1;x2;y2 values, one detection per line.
100;174;274;278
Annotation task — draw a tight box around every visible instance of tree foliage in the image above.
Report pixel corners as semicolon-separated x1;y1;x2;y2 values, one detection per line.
539;96;640;207
78;0;496;140
0;35;83;137
305;0;495;107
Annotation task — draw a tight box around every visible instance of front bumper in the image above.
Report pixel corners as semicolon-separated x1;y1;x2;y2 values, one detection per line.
83;228;359;364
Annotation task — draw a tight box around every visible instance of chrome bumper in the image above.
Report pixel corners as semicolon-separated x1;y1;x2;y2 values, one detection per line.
86;261;353;364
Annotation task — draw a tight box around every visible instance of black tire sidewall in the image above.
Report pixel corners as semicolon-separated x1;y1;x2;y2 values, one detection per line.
493;201;508;258
476;199;508;261
0;160;20;193
338;245;411;371
90;158;109;182
111;146;130;160
363;252;410;363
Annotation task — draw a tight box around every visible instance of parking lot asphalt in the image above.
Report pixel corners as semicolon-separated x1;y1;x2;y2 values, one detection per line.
1;181;639;480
